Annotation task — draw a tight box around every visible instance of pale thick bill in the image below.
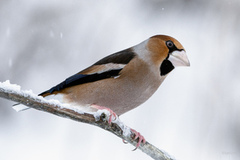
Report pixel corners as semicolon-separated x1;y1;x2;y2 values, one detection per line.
168;50;190;67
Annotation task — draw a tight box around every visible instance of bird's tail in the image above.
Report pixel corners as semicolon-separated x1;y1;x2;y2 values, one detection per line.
12;103;30;112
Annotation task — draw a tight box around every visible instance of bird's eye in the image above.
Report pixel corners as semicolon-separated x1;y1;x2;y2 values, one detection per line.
166;41;174;48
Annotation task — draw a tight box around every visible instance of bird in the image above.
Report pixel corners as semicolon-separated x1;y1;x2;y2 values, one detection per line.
14;35;190;148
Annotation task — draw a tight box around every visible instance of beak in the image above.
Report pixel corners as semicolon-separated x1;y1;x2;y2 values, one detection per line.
168;50;190;67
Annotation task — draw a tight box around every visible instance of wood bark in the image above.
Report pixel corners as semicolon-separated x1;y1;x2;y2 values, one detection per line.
0;82;175;160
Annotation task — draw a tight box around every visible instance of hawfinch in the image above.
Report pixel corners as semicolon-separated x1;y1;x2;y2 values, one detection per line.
21;35;190;148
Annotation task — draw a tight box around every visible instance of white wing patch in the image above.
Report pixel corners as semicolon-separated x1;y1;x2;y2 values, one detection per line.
95;63;126;74
80;63;126;75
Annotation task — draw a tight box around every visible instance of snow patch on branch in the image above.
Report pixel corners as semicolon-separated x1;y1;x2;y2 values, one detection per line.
0;80;131;137
0;80;81;113
0;80;22;92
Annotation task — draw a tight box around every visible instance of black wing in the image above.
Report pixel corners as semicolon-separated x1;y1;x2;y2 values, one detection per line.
39;69;122;96
39;48;136;96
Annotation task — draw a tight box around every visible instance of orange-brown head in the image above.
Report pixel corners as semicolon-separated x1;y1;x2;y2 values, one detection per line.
140;35;190;76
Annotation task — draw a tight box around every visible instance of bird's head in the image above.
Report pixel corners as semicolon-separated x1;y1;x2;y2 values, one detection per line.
147;35;190;76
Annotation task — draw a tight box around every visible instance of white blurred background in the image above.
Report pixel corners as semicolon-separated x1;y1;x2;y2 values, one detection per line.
0;0;240;160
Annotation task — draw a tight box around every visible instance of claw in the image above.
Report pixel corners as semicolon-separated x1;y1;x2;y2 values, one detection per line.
131;129;146;150
91;105;146;150
122;139;128;144
92;105;117;124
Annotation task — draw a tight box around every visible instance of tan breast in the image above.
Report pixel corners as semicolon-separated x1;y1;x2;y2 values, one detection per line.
60;57;164;115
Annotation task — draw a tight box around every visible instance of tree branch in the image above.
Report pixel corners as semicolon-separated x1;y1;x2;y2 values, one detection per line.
0;81;175;160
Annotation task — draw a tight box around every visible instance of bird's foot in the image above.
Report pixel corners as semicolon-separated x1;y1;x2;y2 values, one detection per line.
91;105;117;124
131;128;146;150
92;105;145;150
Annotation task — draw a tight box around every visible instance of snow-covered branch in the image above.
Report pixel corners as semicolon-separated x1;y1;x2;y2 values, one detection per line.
0;80;175;160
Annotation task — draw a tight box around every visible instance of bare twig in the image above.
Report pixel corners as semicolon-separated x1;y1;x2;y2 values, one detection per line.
0;81;175;160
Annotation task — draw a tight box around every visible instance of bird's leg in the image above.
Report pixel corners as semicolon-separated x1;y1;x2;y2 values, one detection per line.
91;104;117;124
92;105;145;149
130;128;146;150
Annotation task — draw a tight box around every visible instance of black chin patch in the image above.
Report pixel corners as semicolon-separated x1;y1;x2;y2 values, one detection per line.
160;59;174;76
